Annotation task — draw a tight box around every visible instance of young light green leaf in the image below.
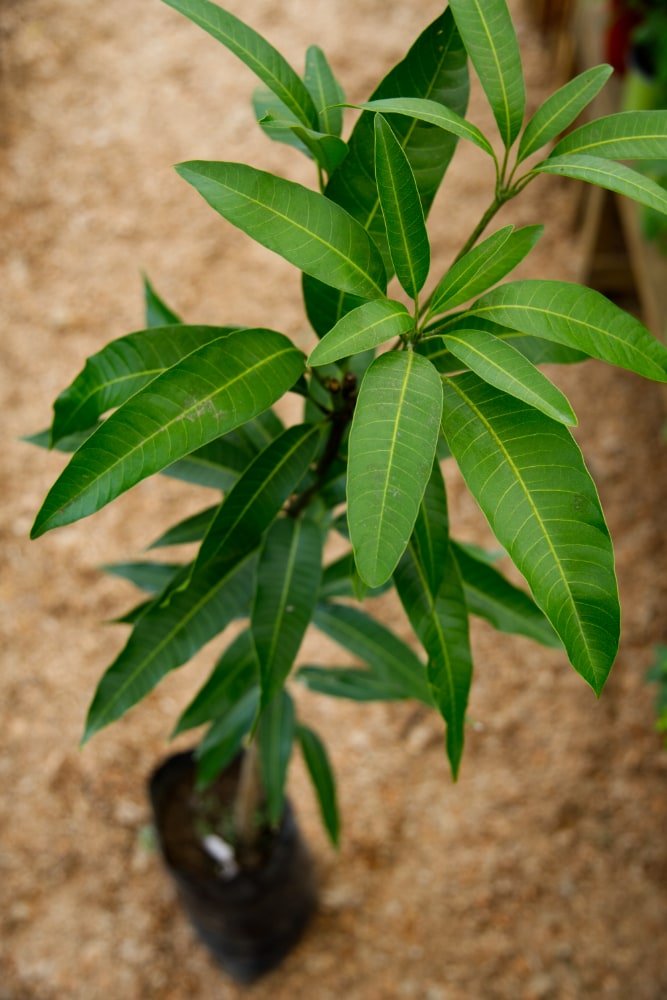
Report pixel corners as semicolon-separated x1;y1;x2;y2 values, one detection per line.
304;45;345;137
348;351;443;587
260;117;348;175
309;299;413;367
357;98;494;158
51;325;240;446
259;689;295;825
535;155;667;217
100;561;182;594
411;459;449;597
143;275;182;327
297;723;340;847
173;630;257;735
451;542;560;648
374;115;430;299
195;687;260;788
443;327;577;425
148;505;218;549
83;550;257;742
428;225;542;317
394;542;472;779
162;0;318;128
32;330;305;538
517;64;613;163
176;161;386;300
441;373;619;693
449;0;525;148
551;110;667;160
252;517;323;708
470;280;667;382
253;86;310;155
297;667;407;703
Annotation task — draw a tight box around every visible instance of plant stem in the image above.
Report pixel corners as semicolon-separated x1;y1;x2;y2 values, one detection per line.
287;403;352;518
233;737;264;866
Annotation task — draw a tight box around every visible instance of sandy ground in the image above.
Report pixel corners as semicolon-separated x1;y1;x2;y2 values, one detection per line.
2;1;667;997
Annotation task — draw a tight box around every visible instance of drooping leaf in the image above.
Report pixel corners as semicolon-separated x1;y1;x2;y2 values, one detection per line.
83;550;257;742
374;115;430;299
357;98;494;158
449;0;525;148
443;327;577;425
312;602;431;704
348;350;443;586
394;542;472;778
535;155;667;217
411;458;449;596
259;689;295;825
451;542;560;648
297;723;340;846
162;0;318;128
252;517;323;708
441;373;619;693
297;666;407;702
304;45;345;137
309;300;414;367
195;687;259;788
32;330;305;538
148;505;218;549
517;64;613;163
143;275;182;327
469;280;667;382
173;630;257;735
551;110;667;160
176;161;387;300
100;560;183;594
260;117;348;174
427;226;542;317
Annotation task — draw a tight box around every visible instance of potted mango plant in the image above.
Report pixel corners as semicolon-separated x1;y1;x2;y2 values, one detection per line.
29;0;667;983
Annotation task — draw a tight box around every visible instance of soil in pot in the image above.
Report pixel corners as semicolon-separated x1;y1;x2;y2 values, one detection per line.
149;751;317;984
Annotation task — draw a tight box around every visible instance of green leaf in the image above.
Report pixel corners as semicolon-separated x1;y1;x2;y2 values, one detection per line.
32;330;305;538
449;0;525;148
394;542;472;779
297;666;407;703
302;277;367;339
253;87;310;155
319;551;391;601
469;280;667;382
418;331;586;375
51;325;238;446
162;0;318;128
83;550;257;742
304;45;345;137
297;724;340;846
411;458;449;597
148;505;218;549
443;327;577;425
194;423;321;572
100;561;182;594
428;226;542;317
551;110;667;160
259;689;295;825
312;602;431;704
358;97;494;159
517;65;613;163
143;275;182;327
162;437;252;491
374;115;430;299
252;518;323;708
348;351;443;586
260;117;348;175
173;630;257;735
309;299;414;367
451;541;560;648
441;373;619;693
176;161;387;300
195;687;259;788
535;155;667;217
111;598;154;627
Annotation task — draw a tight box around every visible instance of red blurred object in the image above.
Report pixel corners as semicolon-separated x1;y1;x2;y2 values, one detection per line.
606;0;644;73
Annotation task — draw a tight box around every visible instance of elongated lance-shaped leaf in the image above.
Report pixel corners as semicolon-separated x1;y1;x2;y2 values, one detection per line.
309;300;414;367
83;550;257;742
162;437;252;491
297;724;340;846
259;690;295;826
252;518;323;708
312;602;431;704
535;155;667;217
443;327;577;425
51;325;238;446
428;226;542;318
348;350;443;587
469;280;667;382
319;551;391;601
517;64;613;163
143;275;182;327
304;45;345;137
195;687;260;788
253;86;310;155
260;118;348;175
551;110;667;160
100;561;183;594
449;0;525;148
441;373;619;693
297;666;407;702
173;630;257;735
358;98;494;158
302;277;367;338
374;115;430;299
394;542;472;779
149;505;218;549
161;0;318;128
32;330;305;538
176;162;386;300
194;423;321;572
412;458;450;597
451;542;560;648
